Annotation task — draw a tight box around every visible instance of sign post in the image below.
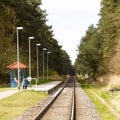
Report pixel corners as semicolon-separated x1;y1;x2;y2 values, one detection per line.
85;74;89;84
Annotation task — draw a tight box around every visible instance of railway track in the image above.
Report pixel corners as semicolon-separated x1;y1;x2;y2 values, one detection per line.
33;76;75;120
16;76;101;120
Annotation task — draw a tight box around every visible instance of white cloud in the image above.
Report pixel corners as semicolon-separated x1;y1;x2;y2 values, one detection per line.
41;0;101;64
42;0;100;10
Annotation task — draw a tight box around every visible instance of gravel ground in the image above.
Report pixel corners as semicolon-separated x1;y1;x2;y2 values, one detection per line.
41;82;73;120
40;88;73;120
75;81;101;120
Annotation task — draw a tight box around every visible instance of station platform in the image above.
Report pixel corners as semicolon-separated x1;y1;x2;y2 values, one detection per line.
0;81;63;100
27;81;63;94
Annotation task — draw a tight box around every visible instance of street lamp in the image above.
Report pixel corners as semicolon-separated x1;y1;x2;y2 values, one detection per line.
43;48;47;80
29;36;34;87
29;36;34;78
36;44;41;84
16;27;23;89
47;52;51;80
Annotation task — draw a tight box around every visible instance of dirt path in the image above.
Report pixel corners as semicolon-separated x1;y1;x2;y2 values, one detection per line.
0;90;21;99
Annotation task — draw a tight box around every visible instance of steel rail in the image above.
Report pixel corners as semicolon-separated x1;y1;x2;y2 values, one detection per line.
70;77;75;120
33;79;69;120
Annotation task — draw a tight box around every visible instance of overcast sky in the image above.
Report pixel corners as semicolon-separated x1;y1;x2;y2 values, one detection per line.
41;0;101;64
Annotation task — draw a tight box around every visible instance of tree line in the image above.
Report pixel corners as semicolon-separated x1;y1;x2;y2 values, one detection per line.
75;0;120;80
0;0;73;83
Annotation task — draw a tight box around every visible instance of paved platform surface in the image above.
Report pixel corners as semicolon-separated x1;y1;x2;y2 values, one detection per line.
0;81;62;99
0;90;20;100
28;81;62;93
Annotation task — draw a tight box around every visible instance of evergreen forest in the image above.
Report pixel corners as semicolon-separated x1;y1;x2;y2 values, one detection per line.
75;0;120;80
0;0;73;83
1;0;120;84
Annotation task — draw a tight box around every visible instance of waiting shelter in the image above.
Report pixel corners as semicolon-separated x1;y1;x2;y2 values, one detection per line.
7;62;28;88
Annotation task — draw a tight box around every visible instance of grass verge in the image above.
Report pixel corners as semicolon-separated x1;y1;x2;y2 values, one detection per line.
84;88;117;120
0;90;48;120
78;79;117;120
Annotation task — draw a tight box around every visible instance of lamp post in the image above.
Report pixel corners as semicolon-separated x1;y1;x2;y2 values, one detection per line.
29;37;34;87
29;37;34;77
47;52;51;80
16;27;23;89
36;44;41;84
43;48;47;80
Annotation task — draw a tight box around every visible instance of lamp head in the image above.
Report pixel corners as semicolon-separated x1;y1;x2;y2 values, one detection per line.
36;43;41;46
47;52;51;54
17;27;23;30
29;36;34;39
43;48;47;51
